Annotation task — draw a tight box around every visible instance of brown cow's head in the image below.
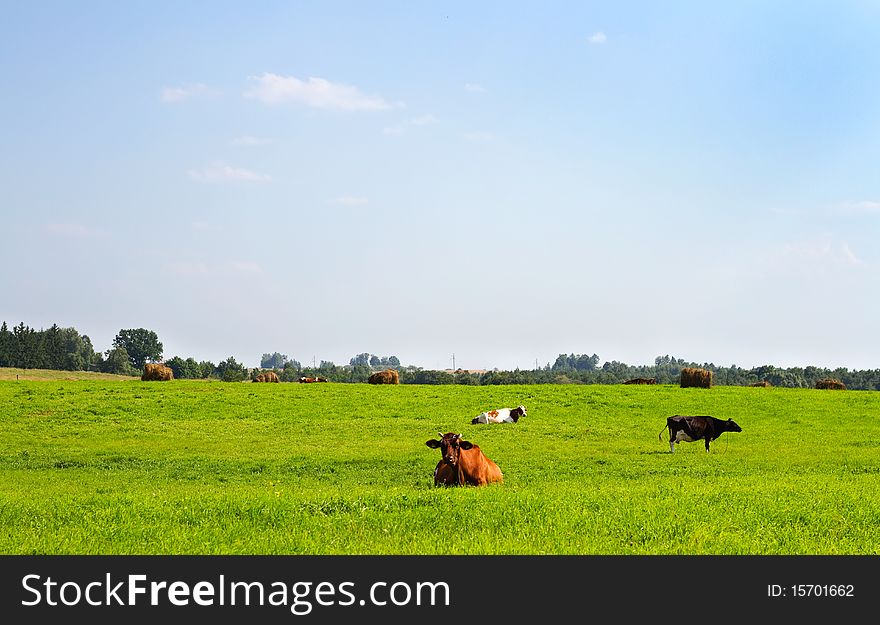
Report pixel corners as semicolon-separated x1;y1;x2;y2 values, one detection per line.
426;432;473;467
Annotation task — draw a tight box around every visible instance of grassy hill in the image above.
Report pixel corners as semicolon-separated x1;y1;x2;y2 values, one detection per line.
1;379;877;554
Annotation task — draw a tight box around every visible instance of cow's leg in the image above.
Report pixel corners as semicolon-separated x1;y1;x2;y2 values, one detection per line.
669;439;675;453
705;438;711;452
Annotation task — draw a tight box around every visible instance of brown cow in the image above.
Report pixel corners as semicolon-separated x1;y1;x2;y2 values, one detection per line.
425;432;503;486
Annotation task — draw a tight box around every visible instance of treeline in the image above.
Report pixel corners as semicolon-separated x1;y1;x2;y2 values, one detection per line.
3;321;879;390
0;322;96;371
244;353;880;390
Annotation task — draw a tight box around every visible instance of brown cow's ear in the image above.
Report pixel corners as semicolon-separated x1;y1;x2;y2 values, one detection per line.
425;439;441;448
459;440;474;450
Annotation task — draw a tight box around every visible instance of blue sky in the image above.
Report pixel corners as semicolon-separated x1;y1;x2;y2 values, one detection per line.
2;1;879;370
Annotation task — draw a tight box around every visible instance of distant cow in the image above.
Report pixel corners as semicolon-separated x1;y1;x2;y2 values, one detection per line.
659;415;742;453
471;405;527;425
624;378;656;385
254;371;280;383
142;363;173;381
425;432;503;486
298;376;328;383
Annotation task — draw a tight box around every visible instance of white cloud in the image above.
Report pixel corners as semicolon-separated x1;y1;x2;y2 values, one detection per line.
161;83;214;103
163;260;264;277
781;239;863;266
464;83;486;93
462;131;494;142
231;135;274;146
768;206;803;216
383;114;438;135
46;223;94;238
228;261;264;275
841;243;863;265
410;114;438;126
164;261;211;277
837;200;880;215
588;31;607;44
244;73;393;111
330;196;369;207
187;163;271;183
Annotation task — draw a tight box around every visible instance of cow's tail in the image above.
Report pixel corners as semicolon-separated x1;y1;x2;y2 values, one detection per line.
658;423;669;441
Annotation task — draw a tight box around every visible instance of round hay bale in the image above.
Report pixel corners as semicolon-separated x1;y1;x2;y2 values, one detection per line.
254;371;280;383
142;363;174;381
749;380;772;387
368;369;400;385
816;378;846;390
680;367;712;389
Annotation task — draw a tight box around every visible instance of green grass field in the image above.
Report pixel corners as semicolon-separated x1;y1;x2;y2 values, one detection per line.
1;376;878;554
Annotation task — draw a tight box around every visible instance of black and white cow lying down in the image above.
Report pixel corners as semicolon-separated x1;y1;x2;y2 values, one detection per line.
659;415;742;452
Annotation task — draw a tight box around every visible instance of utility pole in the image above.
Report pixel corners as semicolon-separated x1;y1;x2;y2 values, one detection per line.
452;353;456;371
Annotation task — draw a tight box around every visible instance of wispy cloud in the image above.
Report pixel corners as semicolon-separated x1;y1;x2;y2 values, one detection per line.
187;163;271;183
191;220;218;232
231;135;274;147
245;73;393;111
164;261;211;277
781;239;863;266
163;260;264;277
588;31;607;44
464;83;486;93
462;131;494;142
837;200;880;215
768;206;803;216
161;83;215;103
329;195;369;207
228;261;264;275
46;223;95;238
383;114;438;135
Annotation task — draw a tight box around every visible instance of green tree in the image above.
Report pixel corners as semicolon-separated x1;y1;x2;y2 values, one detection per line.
217;356;246;382
113;328;163;369
165;356;187;379
198;360;216;378
13;323;40;369
42;324;64;370
261;352;289;369
59;327;95;371
349;353;371;367
0;322;13;367
102;347;135;375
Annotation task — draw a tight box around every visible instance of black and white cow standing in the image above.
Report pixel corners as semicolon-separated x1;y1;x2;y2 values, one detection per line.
659;415;742;453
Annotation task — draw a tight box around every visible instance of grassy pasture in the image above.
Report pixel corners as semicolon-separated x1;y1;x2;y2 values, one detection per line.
1;378;878;554
0;367;138;382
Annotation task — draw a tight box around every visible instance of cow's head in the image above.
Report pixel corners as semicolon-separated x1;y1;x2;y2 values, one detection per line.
426;432;473;466
726;418;743;432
